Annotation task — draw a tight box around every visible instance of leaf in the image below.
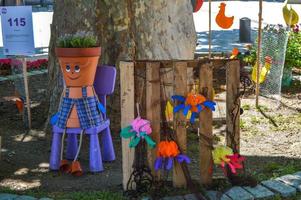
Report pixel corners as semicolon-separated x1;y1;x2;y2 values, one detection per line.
144;135;156;148
129;136;140;148
120;126;135;138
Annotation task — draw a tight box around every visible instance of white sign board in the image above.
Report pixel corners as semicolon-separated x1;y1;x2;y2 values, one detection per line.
0;6;35;56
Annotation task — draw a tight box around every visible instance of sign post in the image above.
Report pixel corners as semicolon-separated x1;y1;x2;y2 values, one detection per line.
0;5;35;129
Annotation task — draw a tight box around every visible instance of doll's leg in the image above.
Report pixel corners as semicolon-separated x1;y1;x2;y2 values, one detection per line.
100;127;115;161
49;129;64;170
66;134;78;160
89;133;103;172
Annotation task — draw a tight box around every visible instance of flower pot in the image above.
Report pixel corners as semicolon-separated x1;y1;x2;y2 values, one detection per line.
55;47;101;87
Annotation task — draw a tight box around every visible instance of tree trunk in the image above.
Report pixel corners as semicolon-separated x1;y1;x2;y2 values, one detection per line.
46;0;196;129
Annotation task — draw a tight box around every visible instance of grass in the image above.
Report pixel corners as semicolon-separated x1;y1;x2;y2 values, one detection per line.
256;105;269;112
242;104;251;111
250;116;262;124
0;187;125;200
250;161;301;182
240;119;246;129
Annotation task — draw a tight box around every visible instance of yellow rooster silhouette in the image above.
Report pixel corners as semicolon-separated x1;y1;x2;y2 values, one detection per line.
252;56;273;84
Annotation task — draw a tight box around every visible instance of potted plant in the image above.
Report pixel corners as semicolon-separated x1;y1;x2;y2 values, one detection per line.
56;32;101;87
55;32;101;128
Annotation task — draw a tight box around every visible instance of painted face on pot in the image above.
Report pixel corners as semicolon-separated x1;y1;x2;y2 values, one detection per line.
61;58;90;80
59;57;98;87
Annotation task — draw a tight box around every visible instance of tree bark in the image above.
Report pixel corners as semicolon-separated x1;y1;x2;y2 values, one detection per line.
46;0;196;129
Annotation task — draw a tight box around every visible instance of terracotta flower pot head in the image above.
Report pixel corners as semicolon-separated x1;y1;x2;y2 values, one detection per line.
56;47;101;87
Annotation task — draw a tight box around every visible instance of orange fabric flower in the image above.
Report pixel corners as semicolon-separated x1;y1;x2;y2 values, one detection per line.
185;93;206;112
157;141;180;158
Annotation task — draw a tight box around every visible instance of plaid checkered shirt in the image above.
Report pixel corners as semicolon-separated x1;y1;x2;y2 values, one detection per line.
54;87;104;129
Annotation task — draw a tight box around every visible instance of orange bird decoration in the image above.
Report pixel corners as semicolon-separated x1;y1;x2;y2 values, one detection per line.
215;3;234;29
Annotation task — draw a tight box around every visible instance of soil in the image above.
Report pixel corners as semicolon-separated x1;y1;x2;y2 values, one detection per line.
0;73;301;196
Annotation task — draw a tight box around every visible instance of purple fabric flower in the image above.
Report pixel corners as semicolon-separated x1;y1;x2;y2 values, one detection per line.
154;154;191;171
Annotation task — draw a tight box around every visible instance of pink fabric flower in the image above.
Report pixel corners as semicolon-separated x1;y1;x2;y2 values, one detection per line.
131;117;152;135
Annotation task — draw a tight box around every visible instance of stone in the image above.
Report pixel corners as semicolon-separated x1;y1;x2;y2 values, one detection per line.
0;193;18;200
261;180;296;197
276;174;301;191
206;191;231;200
293;171;301;178
224;186;254;200
162;196;184;200
183;194;198;200
244;185;275;199
141;197;151;200
220;195;232;200
15;196;36;200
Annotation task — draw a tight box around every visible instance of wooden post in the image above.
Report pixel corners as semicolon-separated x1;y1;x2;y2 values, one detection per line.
146;62;161;180
256;0;263;107
22;57;32;129
226;60;241;152
173;61;187;188
120;61;135;190
199;63;213;186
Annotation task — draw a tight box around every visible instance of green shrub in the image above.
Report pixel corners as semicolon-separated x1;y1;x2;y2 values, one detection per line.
57;32;97;48
285;31;301;69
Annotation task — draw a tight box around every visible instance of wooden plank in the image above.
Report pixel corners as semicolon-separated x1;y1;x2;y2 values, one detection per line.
135;63;146;117
22;58;32;129
120;61;135;190
173;61;187;188
128;59;238;69
146;62;161;180
226;60;241;152
199;62;213;186
261;180;297;197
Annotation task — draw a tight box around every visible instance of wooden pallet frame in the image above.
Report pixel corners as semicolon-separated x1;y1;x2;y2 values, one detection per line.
120;59;240;189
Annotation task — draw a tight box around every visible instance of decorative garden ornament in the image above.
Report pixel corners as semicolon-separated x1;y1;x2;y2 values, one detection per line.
215;2;234;29
252;56;273;84
50;33;107;176
212;146;245;175
172;93;216;123
120;116;156;148
283;3;299;26
154;141;190;171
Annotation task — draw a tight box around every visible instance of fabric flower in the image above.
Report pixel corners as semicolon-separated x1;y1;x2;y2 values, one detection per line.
154;140;190;171
120;117;156;148
131;117;152;135
172;93;216;123
212;146;245;175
